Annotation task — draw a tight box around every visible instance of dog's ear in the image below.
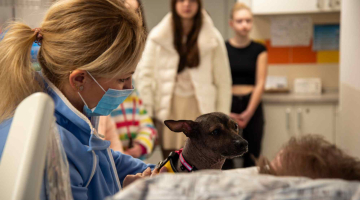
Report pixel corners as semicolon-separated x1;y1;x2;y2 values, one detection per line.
164;120;198;137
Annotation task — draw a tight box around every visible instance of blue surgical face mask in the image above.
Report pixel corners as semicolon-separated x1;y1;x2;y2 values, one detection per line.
78;71;134;117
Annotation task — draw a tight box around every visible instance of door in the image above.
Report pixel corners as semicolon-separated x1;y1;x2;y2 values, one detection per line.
261;104;293;160
295;104;336;143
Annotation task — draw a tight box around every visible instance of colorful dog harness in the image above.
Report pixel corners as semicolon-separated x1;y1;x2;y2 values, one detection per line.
156;148;198;173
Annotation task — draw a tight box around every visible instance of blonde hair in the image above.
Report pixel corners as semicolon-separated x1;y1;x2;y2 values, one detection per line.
230;2;252;19
0;0;146;122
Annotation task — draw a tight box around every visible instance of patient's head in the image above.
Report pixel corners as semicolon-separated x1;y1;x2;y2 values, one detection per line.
258;135;360;181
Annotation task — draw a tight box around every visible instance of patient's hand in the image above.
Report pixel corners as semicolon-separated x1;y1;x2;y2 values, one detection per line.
123;167;151;188
151;166;168;177
123;167;168;188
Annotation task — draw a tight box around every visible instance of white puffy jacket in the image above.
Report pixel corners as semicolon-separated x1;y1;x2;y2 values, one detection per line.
136;11;232;121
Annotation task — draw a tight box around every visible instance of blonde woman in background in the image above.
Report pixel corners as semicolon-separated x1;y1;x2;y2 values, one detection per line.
137;0;232;158
224;3;268;169
0;0;162;199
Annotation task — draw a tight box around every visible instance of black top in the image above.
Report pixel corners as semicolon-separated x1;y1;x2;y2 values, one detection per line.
226;41;267;85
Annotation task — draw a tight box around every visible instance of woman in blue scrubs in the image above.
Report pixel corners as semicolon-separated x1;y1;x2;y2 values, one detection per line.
0;0;158;199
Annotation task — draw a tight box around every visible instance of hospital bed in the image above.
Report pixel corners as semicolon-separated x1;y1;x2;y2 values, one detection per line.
110;168;360;200
0;93;71;200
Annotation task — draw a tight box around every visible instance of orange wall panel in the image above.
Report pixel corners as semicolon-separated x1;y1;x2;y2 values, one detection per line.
292;41;317;63
265;40;317;64
265;40;291;64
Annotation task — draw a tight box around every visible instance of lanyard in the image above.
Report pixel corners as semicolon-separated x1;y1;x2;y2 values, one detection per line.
120;99;136;149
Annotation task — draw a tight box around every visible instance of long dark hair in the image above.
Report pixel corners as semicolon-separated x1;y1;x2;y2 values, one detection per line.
171;0;203;73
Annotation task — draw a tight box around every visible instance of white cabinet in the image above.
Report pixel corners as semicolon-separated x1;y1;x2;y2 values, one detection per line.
294;104;336;143
250;0;341;15
261;103;336;160
261;105;293;160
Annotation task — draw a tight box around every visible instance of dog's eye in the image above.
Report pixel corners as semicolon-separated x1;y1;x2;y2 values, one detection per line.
234;123;238;130
211;129;220;136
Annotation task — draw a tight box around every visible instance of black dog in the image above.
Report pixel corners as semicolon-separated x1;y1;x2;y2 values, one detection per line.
157;112;248;173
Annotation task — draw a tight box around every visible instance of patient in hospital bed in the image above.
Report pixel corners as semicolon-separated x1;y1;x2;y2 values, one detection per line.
110;135;360;200
257;135;360;181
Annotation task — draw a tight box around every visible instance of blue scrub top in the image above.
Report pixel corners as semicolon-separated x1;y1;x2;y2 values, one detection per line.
0;75;155;200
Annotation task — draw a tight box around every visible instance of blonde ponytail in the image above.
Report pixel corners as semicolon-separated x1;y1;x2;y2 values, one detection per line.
0;22;43;122
0;0;146;123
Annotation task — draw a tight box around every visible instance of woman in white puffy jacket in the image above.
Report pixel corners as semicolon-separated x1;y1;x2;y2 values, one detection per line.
137;0;232;156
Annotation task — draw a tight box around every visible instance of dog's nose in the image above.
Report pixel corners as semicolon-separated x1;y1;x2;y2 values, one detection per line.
234;140;248;150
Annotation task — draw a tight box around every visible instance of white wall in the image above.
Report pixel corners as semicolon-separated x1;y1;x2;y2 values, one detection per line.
14;7;48;28
0;7;13;29
0;6;49;29
339;1;360;89
141;0;170;31
338;0;360;158
1;0;53;29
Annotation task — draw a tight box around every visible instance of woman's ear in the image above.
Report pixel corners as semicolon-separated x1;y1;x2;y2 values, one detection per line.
69;70;87;91
229;19;234;28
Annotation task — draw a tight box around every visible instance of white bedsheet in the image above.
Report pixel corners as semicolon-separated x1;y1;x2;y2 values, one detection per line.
110;168;360;200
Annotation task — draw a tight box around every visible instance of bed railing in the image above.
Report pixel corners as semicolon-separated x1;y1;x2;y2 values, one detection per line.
0;93;55;200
